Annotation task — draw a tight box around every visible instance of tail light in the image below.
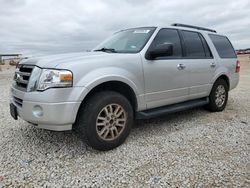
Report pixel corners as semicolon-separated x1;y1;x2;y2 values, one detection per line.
236;60;240;73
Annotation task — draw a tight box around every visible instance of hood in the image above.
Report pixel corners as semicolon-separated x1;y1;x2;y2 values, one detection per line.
20;51;143;88
20;52;116;68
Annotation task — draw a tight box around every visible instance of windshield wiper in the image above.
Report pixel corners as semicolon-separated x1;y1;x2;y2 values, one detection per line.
94;47;117;53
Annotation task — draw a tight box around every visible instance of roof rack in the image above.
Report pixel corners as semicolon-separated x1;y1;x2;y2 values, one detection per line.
171;23;216;33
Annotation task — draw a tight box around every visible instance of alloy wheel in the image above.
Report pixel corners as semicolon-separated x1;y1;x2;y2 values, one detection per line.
215;85;226;107
96;104;127;141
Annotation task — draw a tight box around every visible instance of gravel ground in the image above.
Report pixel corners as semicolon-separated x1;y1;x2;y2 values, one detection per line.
0;56;249;187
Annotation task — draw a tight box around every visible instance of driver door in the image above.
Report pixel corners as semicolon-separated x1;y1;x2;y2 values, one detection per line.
142;28;189;109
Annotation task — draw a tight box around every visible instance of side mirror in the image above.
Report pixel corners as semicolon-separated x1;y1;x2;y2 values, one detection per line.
146;43;173;60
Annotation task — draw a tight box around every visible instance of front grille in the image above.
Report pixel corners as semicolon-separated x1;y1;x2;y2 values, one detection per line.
14;65;34;90
13;96;23;107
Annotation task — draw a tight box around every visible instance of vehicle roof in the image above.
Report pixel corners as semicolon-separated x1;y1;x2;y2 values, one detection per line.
157;25;223;35
119;25;224;36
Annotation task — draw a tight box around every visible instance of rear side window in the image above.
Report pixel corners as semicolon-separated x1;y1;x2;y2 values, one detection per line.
209;34;236;58
181;30;207;58
149;29;182;58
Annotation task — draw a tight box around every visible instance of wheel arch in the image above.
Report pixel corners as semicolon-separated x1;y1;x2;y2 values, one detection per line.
209;74;230;95
73;80;139;129
82;80;138;111
214;74;230;89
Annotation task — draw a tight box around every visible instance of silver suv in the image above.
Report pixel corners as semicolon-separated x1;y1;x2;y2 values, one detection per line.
10;23;240;150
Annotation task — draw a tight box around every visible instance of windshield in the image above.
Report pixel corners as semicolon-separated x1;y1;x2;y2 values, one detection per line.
93;27;156;53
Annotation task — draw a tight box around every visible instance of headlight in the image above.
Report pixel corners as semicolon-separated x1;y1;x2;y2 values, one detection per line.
27;66;42;92
37;69;73;91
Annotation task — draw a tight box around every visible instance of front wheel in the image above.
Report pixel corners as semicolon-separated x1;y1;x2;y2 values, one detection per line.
206;79;229;112
75;91;133;151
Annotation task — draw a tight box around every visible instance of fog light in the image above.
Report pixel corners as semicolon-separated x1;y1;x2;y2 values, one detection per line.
33;105;43;117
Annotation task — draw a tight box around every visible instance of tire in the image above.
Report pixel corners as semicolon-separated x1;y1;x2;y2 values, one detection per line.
206;79;229;112
75;91;133;151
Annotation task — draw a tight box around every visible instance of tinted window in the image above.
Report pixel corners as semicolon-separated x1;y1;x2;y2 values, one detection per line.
182;31;206;58
149;29;182;58
209;34;236;58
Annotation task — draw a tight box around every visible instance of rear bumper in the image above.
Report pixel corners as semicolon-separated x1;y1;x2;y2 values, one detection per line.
230;73;239;90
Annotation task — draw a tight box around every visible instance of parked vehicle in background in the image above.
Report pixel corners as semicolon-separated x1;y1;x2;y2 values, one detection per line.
10;23;239;150
236;49;250;55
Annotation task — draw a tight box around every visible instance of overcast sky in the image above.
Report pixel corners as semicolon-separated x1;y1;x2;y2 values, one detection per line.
0;0;249;56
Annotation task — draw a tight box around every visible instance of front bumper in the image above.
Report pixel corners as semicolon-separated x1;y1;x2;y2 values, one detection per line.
10;86;88;131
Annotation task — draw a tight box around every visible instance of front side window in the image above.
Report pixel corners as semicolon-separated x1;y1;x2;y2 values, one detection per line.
181;30;206;58
148;29;182;58
209;34;236;58
93;27;156;53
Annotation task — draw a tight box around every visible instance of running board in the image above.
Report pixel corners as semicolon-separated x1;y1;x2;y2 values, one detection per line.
136;98;209;119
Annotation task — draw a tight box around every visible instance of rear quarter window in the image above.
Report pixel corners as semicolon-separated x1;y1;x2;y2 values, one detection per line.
209;34;236;58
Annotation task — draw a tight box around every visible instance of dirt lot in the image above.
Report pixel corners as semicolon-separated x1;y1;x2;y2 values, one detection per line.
0;55;249;187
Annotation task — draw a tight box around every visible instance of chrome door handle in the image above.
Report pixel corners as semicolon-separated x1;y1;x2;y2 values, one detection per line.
210;62;216;68
177;64;186;70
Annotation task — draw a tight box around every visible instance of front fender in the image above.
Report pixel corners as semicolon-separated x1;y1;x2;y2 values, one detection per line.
75;67;146;110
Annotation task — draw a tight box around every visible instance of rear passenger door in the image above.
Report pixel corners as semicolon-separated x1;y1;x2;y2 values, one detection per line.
180;30;215;99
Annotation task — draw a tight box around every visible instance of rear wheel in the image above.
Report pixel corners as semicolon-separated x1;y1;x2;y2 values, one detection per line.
206;79;229;112
75;91;133;151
